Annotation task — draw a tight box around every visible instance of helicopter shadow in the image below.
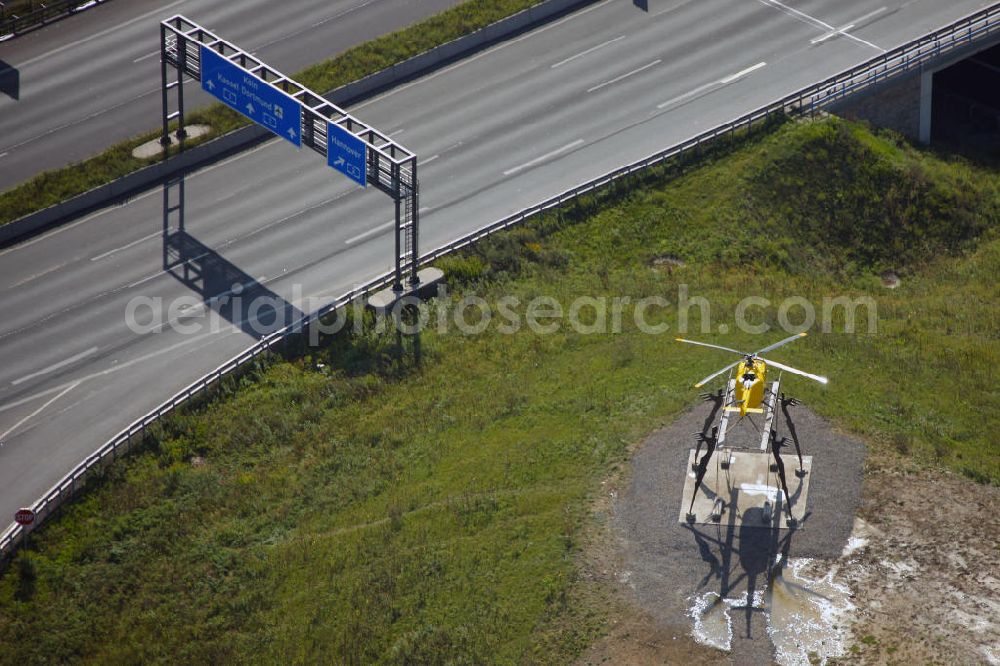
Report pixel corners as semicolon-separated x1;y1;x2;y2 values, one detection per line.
684;500;814;642
161;173;303;339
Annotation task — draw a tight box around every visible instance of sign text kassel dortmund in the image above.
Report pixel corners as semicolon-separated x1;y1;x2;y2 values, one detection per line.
200;45;302;147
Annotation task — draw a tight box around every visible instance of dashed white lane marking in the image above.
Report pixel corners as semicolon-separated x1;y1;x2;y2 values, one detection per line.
345;207;431;245
812;23;855;44
133;50;159;63
89;230;162;262
657;62;767;110
502;139;584;176
125;251;210;290
811;7;888;45
9;261;68;289
756;0;886;52
353;0;617;111
12;347;98;386
18;0;189;69
656;81;720;110
421;154;440;165
345;221;393;246
551;35;626;69
719;61;768;84
587;59;662;93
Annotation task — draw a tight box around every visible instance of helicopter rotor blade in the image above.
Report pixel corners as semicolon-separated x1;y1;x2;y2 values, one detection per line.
760;358;828;385
753;332;809;357
694;359;743;389
675;338;745;356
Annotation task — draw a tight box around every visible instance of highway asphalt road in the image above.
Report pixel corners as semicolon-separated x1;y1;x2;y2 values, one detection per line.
0;0;994;533
0;0;462;193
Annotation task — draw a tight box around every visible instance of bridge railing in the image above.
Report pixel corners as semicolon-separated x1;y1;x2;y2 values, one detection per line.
3;1;1000;559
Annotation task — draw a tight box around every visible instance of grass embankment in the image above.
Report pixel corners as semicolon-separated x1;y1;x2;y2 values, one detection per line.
1;117;998;662
0;0;555;224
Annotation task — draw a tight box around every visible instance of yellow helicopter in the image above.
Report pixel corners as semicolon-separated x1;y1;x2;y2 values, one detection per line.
676;332;828;417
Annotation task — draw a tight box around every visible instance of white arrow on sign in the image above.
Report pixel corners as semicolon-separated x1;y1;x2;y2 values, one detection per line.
206;80;215;90
246;102;255;114
334;156;345;167
287;128;297;140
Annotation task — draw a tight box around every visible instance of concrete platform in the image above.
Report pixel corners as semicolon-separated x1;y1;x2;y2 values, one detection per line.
367;266;444;314
678;449;813;529
131;125;212;159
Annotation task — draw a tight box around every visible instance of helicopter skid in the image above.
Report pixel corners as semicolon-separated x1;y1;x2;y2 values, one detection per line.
679;449;812;529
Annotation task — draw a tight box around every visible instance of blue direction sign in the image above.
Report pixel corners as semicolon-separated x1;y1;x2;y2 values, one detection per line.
327;122;367;187
200;45;301;147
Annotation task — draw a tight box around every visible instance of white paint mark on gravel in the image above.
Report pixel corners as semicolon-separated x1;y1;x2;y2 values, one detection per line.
768;558;856;666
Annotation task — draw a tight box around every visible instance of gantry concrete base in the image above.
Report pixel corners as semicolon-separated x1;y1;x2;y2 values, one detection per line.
131;125;212;158
679;450;813;529
367;267;445;314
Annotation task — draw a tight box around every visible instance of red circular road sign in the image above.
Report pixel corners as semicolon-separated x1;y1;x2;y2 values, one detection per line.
14;508;35;526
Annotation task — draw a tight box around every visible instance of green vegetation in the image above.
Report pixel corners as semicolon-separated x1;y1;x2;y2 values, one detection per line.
0;0;554;224
1;117;998;663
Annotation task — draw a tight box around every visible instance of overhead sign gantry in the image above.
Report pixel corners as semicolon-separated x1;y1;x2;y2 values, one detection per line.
159;15;418;292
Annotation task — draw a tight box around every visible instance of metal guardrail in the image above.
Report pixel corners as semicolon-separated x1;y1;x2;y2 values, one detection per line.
2;2;999;559
0;0;108;39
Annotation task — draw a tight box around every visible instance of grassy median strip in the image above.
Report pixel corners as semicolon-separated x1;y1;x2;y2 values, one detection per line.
0;0;559;226
1;117;998;662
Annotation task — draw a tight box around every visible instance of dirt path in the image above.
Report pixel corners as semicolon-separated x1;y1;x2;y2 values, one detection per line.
845;456;1000;664
576;401;1000;665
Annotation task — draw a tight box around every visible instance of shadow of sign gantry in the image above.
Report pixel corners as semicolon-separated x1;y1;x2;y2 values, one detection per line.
161;175;304;340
